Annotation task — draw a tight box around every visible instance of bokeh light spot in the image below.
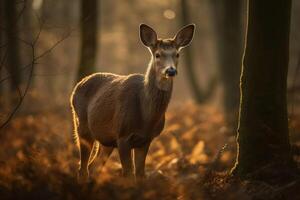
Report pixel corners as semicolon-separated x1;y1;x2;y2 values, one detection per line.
163;9;176;20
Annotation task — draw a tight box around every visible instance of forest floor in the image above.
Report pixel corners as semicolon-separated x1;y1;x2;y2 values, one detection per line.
0;102;300;200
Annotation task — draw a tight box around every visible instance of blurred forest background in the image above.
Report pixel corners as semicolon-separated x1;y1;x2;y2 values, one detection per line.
0;0;300;199
0;0;300;118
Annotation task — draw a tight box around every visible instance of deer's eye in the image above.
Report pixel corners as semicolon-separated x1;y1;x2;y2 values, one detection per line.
176;53;179;58
155;53;161;58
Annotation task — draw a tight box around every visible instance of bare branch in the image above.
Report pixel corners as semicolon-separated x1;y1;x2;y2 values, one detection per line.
0;30;71;84
0;14;71;129
0;33;37;129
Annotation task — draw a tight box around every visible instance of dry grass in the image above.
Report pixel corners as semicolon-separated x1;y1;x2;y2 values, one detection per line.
0;102;299;200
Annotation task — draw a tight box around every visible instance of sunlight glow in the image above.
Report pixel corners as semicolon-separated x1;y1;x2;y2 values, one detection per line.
163;9;176;20
32;0;43;10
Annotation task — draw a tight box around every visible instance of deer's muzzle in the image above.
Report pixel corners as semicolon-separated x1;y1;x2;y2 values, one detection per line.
165;67;177;77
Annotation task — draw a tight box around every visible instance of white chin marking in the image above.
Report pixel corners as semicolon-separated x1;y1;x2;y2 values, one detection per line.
165;74;174;79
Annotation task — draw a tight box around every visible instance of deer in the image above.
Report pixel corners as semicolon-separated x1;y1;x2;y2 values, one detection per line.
70;23;195;182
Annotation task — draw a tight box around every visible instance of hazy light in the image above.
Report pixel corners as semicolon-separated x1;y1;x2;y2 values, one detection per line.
32;0;43;10
163;9;176;20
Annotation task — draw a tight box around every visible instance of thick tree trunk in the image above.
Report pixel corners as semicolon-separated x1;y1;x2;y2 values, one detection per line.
232;0;293;177
5;0;21;92
211;0;244;124
0;0;4;97
77;0;98;82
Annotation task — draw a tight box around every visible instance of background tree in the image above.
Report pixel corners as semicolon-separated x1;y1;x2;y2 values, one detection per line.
4;0;21;94
232;0;294;178
0;0;4;96
179;0;216;103
210;0;244;126
77;0;99;82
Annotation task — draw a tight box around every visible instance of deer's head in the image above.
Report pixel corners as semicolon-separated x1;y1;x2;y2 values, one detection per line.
140;24;195;90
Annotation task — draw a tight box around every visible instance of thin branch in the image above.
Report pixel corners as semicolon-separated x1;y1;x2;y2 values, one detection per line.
0;43;36;129
0;19;70;129
34;30;71;60
0;30;71;84
0;2;75;129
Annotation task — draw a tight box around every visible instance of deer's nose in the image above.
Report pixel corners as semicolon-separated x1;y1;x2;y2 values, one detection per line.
166;67;177;77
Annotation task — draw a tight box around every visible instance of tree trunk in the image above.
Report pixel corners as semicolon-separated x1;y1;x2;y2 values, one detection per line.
5;0;21;92
77;0;98;82
232;0;293;178
22;0;35;85
211;0;244;125
179;0;216;103
0;0;4;97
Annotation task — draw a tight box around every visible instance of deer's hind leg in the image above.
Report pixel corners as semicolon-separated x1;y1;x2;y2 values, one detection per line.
87;143;114;176
77;122;94;183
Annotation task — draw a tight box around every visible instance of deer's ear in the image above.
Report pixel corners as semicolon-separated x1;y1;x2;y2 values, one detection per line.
140;24;157;47
174;24;195;49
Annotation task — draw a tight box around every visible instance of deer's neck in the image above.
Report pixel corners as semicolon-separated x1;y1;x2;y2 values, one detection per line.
143;59;173;119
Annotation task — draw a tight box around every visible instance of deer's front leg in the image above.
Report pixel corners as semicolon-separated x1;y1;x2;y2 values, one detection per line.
134;141;150;178
117;138;134;177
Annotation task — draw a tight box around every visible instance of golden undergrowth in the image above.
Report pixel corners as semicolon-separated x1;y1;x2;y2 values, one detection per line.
0;102;299;200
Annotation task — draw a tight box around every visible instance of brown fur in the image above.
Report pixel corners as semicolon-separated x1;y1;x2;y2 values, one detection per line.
70;24;195;181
